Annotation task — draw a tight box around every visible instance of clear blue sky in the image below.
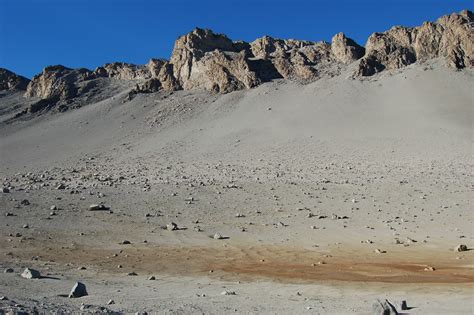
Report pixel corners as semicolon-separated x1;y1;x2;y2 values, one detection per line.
1;0;471;78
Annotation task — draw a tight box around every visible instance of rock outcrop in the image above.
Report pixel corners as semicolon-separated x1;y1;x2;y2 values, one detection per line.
331;32;365;64
0;68;30;91
20;10;472;112
146;59;180;91
25;65;94;100
93;62;149;80
169;28;263;92
250;36;313;59
358;10;472;76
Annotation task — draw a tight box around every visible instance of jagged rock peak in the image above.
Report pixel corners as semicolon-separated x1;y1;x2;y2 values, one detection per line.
357;9;473;76
170;28;245;89
250;36;314;59
0;68;30;91
331;32;365;64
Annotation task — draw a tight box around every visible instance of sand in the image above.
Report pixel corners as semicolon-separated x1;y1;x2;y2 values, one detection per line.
0;60;473;314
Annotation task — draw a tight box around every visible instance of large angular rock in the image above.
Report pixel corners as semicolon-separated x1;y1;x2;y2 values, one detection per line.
331;32;365;64
21;268;41;279
68;282;88;298
372;299;398;315
0;68;30;91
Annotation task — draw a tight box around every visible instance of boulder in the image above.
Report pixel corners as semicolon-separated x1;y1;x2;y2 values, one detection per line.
21;268;41;279
93;62;149;80
68;282;88;298
372;299;398;315
0;68;30;91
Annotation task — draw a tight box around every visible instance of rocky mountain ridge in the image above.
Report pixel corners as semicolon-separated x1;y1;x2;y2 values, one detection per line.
1;10;472;115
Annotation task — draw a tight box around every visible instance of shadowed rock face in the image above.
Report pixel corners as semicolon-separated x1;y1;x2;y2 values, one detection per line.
357;10;473;76
16;9;473;108
0;68;30;91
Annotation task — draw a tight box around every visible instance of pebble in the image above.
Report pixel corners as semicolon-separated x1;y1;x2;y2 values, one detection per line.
4;268;14;273
2;187;10;193
221;290;236;295
107;299;115;305
148;276;156;280
89;204;109;211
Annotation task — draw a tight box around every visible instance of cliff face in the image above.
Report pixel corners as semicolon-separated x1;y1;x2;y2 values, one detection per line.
357;10;473;76
1;9;470;114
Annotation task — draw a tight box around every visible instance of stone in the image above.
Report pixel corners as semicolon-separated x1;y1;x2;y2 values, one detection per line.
89;204;109;211
221;290;236;295
372;299;398;315
21;268;41;279
107;299;115;305
4;268;14;273
455;244;468;252
2;187;10;193
20;199;30;205
213;233;224;240
166;222;178;231
69;282;88;298
148;276;156;280
399;300;408;311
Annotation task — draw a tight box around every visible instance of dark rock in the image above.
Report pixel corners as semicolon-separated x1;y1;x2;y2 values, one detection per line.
68;282;88;298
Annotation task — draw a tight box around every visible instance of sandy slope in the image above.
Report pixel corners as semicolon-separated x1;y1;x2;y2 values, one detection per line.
0;60;473;314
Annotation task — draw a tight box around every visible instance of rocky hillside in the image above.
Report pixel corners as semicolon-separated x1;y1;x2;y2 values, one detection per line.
1;10;472;115
0;68;30;91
